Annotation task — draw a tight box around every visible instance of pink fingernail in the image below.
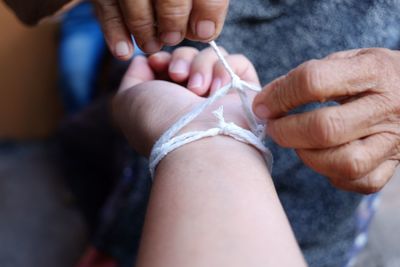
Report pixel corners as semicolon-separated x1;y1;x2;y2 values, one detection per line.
188;73;204;89
115;41;130;57
169;59;189;75
161;31;182;45
196;20;216;39
144;40;162;53
254;105;271;119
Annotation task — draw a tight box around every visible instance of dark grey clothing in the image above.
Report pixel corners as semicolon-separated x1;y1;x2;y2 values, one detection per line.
62;1;400;267
211;1;400;266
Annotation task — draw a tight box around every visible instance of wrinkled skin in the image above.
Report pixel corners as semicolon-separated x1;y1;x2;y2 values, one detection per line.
253;48;400;194
92;0;229;58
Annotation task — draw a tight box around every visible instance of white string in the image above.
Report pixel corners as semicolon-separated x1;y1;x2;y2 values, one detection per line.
209;41;262;134
149;41;273;178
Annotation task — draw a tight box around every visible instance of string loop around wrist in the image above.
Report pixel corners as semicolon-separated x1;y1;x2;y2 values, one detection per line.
148;41;273;179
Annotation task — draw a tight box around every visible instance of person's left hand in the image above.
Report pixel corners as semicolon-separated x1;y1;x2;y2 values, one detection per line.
113;46;260;157
252;48;400;194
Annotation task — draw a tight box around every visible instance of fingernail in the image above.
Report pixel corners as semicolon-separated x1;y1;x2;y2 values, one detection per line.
196;20;216;39
160;31;182;45
210;78;222;92
115;41;130;57
144;40;162;53
169;59;189;75
254;105;271;119
188;73;204;89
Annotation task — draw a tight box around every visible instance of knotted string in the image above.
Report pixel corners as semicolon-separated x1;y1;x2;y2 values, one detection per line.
149;41;273;178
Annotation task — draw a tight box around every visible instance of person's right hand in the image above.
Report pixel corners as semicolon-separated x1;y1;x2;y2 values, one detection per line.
93;0;230;60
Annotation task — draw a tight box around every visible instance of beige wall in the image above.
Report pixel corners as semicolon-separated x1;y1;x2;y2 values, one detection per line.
0;2;62;139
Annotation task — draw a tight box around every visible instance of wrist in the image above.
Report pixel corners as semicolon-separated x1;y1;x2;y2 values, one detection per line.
156;135;266;178
149;98;262;177
178;96;251;134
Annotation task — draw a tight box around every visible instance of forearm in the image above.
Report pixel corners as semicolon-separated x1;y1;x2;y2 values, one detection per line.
4;0;71;24
136;136;306;267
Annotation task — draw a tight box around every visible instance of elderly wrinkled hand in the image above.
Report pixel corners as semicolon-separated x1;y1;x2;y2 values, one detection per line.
93;0;229;59
253;48;400;194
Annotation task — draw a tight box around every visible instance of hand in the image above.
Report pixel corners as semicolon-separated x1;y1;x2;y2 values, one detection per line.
113;46;259;156
253;48;400;194
93;0;229;59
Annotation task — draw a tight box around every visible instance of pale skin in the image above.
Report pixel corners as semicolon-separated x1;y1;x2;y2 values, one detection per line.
113;48;306;267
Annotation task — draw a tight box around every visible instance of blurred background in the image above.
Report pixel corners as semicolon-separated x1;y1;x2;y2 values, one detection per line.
0;0;85;265
0;1;399;266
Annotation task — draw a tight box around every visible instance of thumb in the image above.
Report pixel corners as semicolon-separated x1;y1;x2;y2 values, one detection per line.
119;56;155;92
252;50;375;120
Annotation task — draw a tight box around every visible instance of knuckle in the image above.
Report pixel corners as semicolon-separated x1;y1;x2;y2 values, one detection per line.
94;0;116;14
199;0;229;12
367;47;393;58
273;79;294;113
364;180;384;194
94;0;123;26
393;134;400;154
157;1;191;20
126;18;155;35
355;181;383;195
100;15;126;35
363;48;395;81
341;149;369;180
310;109;344;147
299;60;325;101
329;173;384;195
367;49;389;69
192;0;229;26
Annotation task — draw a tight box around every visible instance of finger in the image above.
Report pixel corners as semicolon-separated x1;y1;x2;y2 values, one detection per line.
187;46;228;95
119;0;162;53
323;49;363;60
168;47;199;82
119;56;155;92
267;93;394;149
210;54;260;94
94;0;134;60
155;0;191;46
186;0;229;41
330;160;398;194
253;52;384;119
296;132;400;182
148;51;172;74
